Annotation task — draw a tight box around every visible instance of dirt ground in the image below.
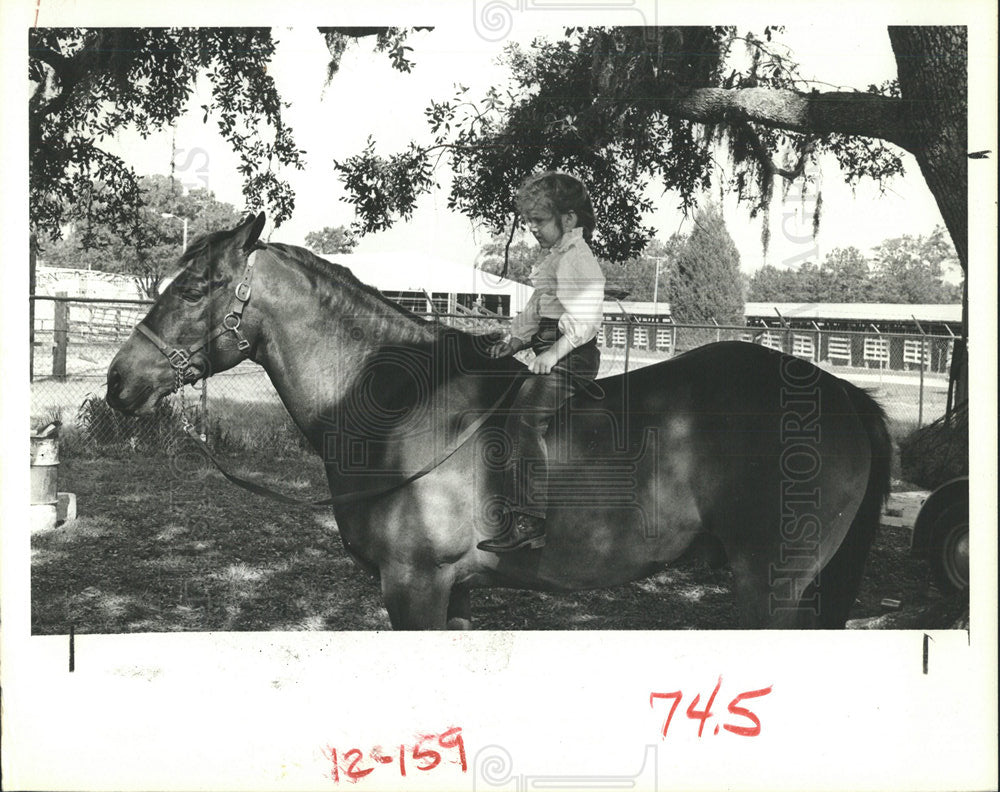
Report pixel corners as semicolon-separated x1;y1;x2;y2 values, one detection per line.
30;452;968;634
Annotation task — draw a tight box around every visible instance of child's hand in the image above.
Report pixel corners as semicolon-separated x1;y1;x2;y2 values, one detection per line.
489;337;524;358
530;349;560;374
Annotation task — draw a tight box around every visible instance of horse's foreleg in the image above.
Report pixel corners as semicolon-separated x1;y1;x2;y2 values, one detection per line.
380;565;453;630
446;586;472;630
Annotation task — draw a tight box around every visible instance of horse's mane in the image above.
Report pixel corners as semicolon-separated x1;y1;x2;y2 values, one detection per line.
268;242;523;378
260;241;525;435
179;227;236;265
264;242;438;330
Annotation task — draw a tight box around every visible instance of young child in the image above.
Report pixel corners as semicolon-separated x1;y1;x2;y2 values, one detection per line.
477;172;606;553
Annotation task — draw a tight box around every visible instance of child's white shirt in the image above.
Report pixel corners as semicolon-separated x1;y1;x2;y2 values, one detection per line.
509;228;606;348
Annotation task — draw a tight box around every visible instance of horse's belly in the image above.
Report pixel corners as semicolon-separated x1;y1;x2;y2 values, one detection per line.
486;472;704;591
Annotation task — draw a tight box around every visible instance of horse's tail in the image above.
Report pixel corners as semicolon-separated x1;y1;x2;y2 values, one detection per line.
812;382;893;628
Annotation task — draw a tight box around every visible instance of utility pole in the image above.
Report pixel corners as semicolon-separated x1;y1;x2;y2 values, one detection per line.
162;212;188;252
651;257;665;316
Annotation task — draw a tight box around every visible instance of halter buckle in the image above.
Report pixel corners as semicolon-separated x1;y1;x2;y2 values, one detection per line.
234;281;252;302
167;349;191;369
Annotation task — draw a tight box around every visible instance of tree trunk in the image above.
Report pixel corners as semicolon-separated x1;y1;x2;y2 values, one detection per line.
888;27;968;275
889;26;968;405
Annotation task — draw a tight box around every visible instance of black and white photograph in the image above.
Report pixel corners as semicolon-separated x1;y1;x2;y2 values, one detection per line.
2;2;996;790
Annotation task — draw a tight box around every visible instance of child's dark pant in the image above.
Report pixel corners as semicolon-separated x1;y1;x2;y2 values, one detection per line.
505;322;600;518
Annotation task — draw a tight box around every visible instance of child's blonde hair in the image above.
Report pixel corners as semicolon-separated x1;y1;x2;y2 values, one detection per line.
516;172;596;242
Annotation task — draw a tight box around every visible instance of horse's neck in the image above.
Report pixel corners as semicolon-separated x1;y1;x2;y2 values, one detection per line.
249;254;437;443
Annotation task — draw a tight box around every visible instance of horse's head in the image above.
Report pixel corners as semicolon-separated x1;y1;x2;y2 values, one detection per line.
106;212;266;414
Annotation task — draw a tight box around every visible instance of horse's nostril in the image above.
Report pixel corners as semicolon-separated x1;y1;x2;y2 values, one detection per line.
107;365;122;397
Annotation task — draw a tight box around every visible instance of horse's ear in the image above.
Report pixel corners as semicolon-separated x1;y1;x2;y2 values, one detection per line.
238;212;266;253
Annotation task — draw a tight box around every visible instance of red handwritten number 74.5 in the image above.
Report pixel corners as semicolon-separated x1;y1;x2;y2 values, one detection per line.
650;682;773;738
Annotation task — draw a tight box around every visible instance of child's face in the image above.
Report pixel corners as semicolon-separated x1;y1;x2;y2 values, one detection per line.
521;202;577;249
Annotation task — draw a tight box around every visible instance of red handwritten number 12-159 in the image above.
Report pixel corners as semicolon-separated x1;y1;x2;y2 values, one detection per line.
650;678;772;738
327;727;466;783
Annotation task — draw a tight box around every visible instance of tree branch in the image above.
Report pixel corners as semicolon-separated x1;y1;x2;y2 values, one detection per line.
317;27;393;39
738;121;815;180
661;87;915;153
30;45;75;82
317;26;434;39
29;33;106;126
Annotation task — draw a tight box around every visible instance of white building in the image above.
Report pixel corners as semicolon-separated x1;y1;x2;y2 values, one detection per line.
34;266;142;299
322;250;531;317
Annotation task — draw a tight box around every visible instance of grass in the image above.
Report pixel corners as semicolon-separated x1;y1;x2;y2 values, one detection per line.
32;387;310;460
31;451;391;634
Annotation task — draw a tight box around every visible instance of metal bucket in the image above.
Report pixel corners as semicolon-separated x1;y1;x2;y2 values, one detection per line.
31;422;60;531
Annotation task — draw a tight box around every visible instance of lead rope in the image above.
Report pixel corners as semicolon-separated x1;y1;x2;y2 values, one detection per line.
178;369;529;507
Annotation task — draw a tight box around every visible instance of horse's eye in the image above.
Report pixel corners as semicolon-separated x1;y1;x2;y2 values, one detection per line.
177;288;205;303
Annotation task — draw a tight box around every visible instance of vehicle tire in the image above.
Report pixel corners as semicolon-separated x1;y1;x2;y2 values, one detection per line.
929;500;969;593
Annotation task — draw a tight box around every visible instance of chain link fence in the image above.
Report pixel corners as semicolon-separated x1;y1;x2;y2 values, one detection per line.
30;296;956;458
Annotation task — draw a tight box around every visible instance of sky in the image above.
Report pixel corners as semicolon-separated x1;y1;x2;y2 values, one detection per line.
107;23;950;276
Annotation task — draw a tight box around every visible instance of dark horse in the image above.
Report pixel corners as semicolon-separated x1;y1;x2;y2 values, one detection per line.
107;214;891;629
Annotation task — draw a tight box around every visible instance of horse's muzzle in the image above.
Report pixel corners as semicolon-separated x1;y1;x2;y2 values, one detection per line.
106;364;123;402
105;362;155;414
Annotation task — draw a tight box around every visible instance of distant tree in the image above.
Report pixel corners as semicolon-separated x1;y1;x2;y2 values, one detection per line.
305;226;358;255
788;261;824;302
748;263;793;301
602;236;685;303
819;246;871;302
666;204;744;323
747;230;960;305
39;174;241;297
870;227;962;303
476;237;542;284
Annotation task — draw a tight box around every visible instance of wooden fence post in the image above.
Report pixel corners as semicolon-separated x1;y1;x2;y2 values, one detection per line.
774;308;790;354
53;292;68;380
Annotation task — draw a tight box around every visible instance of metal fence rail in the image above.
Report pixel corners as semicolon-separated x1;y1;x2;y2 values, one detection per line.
30;296;954;454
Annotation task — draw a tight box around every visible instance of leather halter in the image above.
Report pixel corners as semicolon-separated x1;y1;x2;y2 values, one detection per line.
137;249;258;392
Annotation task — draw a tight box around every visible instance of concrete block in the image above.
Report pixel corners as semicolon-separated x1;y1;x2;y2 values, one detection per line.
57;491;77;523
